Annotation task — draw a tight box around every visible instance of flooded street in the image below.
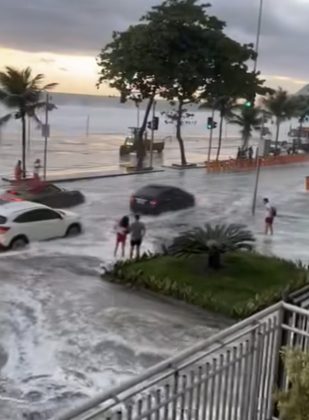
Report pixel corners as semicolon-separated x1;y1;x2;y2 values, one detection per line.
1;164;309;418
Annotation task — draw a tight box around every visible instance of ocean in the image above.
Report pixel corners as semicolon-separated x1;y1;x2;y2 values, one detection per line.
0;96;296;178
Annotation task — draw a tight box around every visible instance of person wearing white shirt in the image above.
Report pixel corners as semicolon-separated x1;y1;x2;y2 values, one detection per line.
263;197;275;235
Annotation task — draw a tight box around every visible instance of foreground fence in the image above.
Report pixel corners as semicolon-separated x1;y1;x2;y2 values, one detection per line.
54;301;309;420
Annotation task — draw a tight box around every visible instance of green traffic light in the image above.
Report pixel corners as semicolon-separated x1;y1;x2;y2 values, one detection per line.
244;101;252;108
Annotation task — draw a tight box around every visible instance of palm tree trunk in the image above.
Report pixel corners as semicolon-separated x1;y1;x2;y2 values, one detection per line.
21;113;27;178
275;118;280;151
216;113;224;161
176;101;187;166
136;93;155;170
208;250;221;269
27;116;31;152
242;130;250;150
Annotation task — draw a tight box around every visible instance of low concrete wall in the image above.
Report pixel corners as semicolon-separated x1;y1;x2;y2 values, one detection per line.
207;154;309;173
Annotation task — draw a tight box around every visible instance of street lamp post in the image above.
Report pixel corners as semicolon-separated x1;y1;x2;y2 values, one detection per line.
43;92;50;180
251;0;264;215
253;0;264;73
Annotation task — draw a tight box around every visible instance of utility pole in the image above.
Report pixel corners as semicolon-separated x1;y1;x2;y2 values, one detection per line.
149;100;156;169
43;93;49;180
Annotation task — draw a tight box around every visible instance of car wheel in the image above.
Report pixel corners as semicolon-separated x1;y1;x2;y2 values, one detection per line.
10;236;28;250
66;224;81;237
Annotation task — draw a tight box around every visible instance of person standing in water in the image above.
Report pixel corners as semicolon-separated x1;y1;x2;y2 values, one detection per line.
114;215;130;257
14;160;22;181
130;214;146;259
263;198;276;235
33;158;42;179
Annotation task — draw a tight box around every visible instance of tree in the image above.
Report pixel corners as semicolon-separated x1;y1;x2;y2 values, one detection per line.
97;24;163;169
228;105;262;150
275;347;309;420
0;67;57;177
168;223;255;270
142;0;226;166
200;42;268;160
263;88;299;150
293;95;309;145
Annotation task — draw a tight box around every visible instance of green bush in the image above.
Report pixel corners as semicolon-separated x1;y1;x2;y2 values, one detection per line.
275;347;309;420
104;252;308;319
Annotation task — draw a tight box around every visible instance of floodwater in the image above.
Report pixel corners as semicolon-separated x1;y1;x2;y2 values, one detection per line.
0;164;309;419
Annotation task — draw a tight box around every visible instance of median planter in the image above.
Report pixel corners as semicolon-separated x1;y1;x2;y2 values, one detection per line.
103;252;308;320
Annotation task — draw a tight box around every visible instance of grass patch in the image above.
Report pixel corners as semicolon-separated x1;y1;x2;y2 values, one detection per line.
108;252;308;319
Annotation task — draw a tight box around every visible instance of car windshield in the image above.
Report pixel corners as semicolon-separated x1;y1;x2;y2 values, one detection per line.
0;215;7;224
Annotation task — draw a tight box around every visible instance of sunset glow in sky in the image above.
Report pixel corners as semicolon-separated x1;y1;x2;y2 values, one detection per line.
0;0;308;95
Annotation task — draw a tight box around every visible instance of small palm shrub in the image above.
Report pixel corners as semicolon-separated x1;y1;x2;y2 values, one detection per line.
275;347;309;420
168;223;255;269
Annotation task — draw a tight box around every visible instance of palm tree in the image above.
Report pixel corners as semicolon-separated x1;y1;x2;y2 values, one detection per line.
263;88;299;150
228;106;262;150
168;223;255;270
0;67;57;177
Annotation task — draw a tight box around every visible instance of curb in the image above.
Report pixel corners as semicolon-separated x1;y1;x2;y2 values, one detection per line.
161;164;206;170
2;169;165;185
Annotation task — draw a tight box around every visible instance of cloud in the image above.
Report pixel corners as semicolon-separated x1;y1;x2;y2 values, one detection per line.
0;0;308;83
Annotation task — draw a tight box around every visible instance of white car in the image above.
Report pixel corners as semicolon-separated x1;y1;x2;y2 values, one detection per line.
0;200;82;250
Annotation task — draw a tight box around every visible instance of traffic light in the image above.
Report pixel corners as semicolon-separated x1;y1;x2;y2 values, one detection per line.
244;100;252;108
147;117;159;130
207;117;217;129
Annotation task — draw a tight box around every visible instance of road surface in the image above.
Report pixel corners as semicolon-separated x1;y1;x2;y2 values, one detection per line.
0;164;309;419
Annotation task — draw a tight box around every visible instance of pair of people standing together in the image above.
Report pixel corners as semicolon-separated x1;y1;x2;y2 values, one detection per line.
114;214;146;259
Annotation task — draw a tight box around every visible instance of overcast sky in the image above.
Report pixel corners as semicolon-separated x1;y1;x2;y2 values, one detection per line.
0;0;308;94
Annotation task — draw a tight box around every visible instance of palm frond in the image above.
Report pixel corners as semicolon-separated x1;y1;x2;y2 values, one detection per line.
0;67;58;112
168;223;255;257
0;113;12;126
42;82;58;90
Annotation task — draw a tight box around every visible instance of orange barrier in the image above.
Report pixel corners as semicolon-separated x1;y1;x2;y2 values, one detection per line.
206;154;309;173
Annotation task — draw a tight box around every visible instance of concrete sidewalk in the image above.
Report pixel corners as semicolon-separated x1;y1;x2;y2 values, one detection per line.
2;168;164;184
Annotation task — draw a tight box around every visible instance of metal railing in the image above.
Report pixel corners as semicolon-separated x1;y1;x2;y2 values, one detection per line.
52;301;309;420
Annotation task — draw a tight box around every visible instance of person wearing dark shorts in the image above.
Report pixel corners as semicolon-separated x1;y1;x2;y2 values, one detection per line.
263;198;276;235
130;214;146;259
